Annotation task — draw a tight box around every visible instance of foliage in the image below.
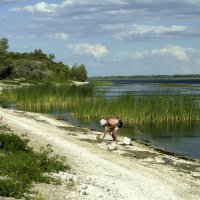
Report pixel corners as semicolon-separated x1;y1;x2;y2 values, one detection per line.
0;131;70;199
0;38;13;79
0;37;88;82
0;38;9;56
0;132;30;151
70;63;87;81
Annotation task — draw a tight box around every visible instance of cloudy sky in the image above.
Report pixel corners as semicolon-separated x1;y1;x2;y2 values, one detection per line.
1;0;200;77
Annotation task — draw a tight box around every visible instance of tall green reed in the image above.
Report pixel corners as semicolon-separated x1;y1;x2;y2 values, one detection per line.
1;84;200;125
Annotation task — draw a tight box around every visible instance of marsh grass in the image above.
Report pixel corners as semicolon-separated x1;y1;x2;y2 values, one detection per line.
1;83;200;125
0;128;70;199
1;82;93;104
117;93;200;124
88;80;113;86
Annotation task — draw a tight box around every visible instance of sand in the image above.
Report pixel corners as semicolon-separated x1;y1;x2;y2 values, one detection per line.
0;107;199;200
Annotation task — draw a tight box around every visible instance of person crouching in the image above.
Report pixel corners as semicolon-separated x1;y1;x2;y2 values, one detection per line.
100;117;123;143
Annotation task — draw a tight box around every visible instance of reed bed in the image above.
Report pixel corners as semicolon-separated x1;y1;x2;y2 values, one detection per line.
1;83;200;125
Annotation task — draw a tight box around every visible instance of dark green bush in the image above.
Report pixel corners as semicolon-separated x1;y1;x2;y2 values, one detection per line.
0;132;30;152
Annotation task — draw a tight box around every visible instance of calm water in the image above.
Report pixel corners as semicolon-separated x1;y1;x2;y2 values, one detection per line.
2;80;200;159
64;116;200;160
92;80;200;159
80;80;200;159
96;81;200;97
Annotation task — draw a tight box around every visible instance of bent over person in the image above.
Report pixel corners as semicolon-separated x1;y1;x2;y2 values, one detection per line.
100;117;123;143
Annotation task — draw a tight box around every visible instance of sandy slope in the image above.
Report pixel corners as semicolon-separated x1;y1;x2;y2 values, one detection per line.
0;107;200;200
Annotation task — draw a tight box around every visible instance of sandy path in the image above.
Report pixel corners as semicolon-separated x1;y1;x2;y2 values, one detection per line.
0;107;199;200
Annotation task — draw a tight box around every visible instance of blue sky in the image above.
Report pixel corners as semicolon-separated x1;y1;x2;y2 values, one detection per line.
1;0;200;77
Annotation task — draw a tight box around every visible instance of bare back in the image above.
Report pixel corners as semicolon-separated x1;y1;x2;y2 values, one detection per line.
107;118;119;127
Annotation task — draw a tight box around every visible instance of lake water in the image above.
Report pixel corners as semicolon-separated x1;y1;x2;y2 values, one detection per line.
74;79;200;160
64;113;200;160
96;80;200;97
2;79;200;160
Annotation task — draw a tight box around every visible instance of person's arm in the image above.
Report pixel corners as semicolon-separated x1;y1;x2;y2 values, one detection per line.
102;126;108;140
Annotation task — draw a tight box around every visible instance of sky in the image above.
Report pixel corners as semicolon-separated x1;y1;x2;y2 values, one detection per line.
1;0;200;77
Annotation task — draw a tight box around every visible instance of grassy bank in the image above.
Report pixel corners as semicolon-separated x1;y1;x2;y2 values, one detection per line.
0;125;70;199
1;83;200;125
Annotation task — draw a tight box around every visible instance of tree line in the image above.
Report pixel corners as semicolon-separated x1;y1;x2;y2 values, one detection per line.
0;38;87;82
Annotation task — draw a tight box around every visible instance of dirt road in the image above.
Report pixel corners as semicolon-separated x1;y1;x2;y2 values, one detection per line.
0;107;199;200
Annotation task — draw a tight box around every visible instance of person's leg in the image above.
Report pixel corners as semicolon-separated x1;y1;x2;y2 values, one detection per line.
111;132;115;141
112;127;119;143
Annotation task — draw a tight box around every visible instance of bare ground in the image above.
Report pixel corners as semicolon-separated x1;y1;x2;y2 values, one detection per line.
0;107;200;200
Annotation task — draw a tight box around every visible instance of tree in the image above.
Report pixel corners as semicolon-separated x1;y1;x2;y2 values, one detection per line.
0;38;13;79
48;54;55;61
33;49;47;60
0;38;9;58
78;64;87;81
29;69;48;81
0;38;89;82
70;64;88;81
70;63;79;80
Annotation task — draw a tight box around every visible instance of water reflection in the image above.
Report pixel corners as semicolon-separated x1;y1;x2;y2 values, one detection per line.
122;122;200;159
95;83;200;97
65;117;200;159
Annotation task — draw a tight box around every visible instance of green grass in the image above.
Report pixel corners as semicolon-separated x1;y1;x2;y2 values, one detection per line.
1;83;200;125
1;80;21;85
88;80;113;86
0;126;70;199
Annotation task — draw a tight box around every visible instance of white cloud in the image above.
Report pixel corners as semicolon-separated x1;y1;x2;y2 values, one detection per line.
23;2;58;13
67;43;108;58
133;45;190;61
8;1;71;13
9;7;21;12
103;24;188;40
9;1;60;13
8;0;200;17
45;32;69;40
61;0;84;7
60;0;128;7
1;0;23;4
9;0;128;14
